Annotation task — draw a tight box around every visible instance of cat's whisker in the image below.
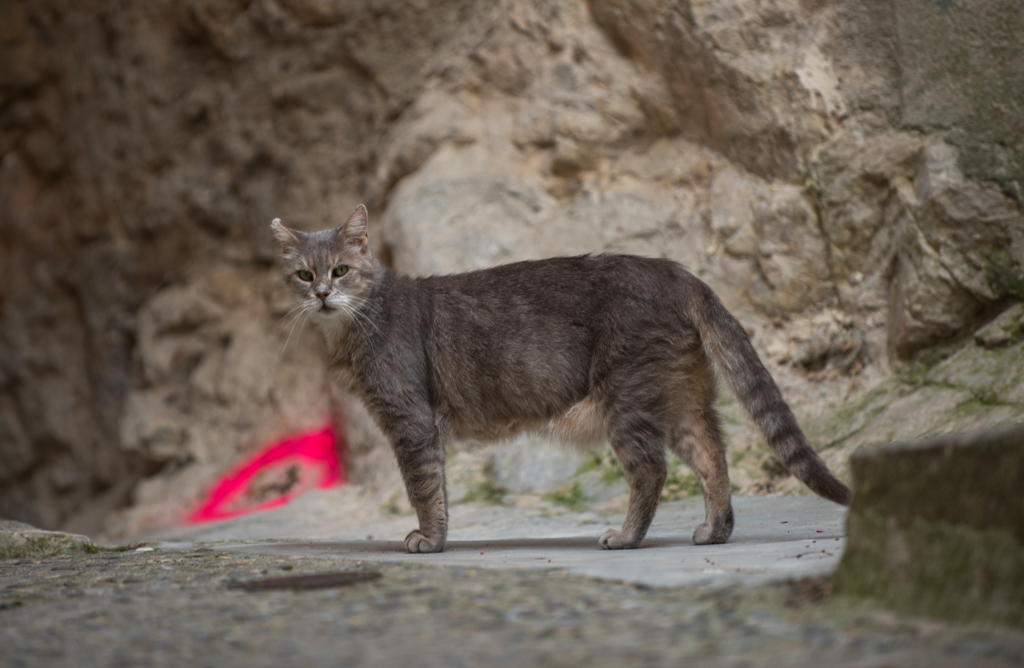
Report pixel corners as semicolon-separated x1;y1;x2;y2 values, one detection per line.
342;302;377;340
348;295;383;316
356;311;383;336
276;302;308;326
281;304;313;355
346;299;383;336
294;308;313;347
346;300;374;317
279;309;305;341
350;295;379;307
339;305;368;339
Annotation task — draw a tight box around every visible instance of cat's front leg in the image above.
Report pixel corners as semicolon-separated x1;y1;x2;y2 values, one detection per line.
391;426;448;554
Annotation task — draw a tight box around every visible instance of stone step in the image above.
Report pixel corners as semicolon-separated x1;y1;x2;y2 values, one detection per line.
834;424;1024;628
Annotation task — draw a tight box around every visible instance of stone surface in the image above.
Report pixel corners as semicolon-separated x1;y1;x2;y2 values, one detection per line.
0;521;96;559
163;495;849;590
2;0;1022;538
796;301;1024;485
834;425;1024;629
974;304;1024;350
895;0;1024;197
4;544;1023;668
487;435;590;494
887;143;1024;357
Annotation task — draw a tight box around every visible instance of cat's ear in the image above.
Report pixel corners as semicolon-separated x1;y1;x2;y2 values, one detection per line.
270;218;302;252
339;204;369;250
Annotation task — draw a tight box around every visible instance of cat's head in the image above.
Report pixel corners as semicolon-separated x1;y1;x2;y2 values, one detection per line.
270;205;380;330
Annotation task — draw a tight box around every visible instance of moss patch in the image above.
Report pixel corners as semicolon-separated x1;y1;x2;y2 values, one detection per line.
543;482;589;512
380;492;412;516
800;385;893;451
575;443;625;485
660;469;702;502
983;249;1024;300
458;478;508;506
897;339;964;387
0;529;99;560
834;512;1024;629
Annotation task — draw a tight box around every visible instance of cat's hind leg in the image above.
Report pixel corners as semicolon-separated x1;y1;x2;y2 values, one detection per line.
598;408;669;550
670;402;734;545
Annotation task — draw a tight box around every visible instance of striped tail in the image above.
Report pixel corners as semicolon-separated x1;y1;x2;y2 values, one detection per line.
687;280;850;506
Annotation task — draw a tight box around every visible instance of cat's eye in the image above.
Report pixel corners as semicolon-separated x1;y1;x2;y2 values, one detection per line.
332;265;348;278
297;270;313;281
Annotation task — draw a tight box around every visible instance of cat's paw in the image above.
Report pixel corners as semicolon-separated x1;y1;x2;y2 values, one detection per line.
404;530;445;553
693;522;729;545
598;529;641;550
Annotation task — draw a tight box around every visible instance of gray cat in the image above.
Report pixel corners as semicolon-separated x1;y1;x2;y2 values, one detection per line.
271;205;850;553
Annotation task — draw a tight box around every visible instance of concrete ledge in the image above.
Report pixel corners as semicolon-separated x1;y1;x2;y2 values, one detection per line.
0;520;98;559
833;424;1024;628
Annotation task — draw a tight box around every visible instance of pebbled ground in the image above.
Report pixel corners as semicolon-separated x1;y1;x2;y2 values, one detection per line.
3;496;1024;668
2;547;1023;668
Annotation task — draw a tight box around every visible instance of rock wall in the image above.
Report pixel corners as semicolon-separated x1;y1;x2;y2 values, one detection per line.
1;0;1021;537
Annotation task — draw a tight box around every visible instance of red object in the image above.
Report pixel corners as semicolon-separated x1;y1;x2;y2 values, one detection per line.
187;426;343;524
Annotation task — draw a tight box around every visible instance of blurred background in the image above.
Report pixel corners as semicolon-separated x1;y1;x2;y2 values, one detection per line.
1;0;1022;540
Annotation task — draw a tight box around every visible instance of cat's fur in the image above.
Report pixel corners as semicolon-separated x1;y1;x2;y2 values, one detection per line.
271;205;850;553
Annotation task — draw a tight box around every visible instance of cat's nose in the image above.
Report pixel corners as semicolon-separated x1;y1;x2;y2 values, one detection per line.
315;288;329;301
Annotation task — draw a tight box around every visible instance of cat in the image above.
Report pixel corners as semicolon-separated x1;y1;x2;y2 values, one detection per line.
271;205;850;554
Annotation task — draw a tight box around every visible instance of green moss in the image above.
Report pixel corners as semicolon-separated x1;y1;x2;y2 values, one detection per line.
0;532;98;560
983;249;1024;300
946;394;1020;426
729;448;749;466
600;465;624;485
834;512;1024;629
801;386;891;451
898;330;995;391
458;479;508;506
454;459;508;506
575;455;600;476
1006;322;1022;345
987;312;1023;347
660;469;702;501
576;443;624;485
544;482;589;512
973;388;1002;406
898;349;952;388
949;398;987;422
380;492;410;516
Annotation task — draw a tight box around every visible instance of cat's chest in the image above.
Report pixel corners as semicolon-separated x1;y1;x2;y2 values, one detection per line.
328;359;363;396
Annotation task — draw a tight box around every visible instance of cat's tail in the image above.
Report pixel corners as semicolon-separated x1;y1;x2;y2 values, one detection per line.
686;278;851;506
